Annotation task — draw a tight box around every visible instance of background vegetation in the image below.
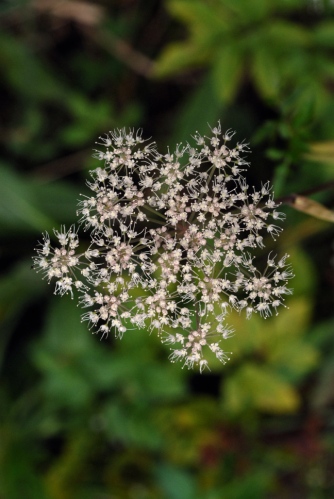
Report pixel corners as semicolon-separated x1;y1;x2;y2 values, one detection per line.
1;0;334;497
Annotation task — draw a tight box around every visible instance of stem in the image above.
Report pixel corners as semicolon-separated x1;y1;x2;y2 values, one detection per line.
194;299;201;331
144;204;167;220
277;180;334;205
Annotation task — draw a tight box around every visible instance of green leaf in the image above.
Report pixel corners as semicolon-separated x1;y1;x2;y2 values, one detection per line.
103;402;162;450
0;432;49;499
0;32;64;102
28;180;79;225
33;296;94;356
220;470;273;499
154;0;228;78
0;165;55;234
0;260;46;370
212;44;243;102
272;161;290;197
313;21;334;47
291;87;317;126
170;74;225;147
266;148;285;160
251;47;280;100
154;464;196;499
267;21;309;48
221;0;271;21
34;349;93;408
60;95;114;147
31;297;95;408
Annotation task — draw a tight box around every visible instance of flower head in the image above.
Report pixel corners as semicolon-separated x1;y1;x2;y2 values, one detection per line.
33;124;293;371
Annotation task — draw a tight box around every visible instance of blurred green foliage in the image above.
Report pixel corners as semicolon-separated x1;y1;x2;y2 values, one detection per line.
1;0;334;497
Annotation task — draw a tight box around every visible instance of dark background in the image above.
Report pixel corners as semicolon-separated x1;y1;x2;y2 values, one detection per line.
1;0;334;497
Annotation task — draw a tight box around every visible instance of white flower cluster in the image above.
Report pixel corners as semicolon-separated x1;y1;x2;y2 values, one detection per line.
34;124;293;372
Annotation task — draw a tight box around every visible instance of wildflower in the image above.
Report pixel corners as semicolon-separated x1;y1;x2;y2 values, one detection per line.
33;124;293;371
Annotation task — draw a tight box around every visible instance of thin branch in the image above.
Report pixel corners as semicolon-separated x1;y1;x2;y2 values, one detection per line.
277;180;334;205
85;28;155;78
31;149;90;182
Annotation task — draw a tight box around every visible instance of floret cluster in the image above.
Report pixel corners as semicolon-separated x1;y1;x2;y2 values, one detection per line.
34;124;293;372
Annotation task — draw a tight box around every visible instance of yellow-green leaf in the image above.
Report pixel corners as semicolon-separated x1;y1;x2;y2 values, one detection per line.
167;0;229;35
272;297;312;338
153;42;209;78
223;363;299;414
268;339;319;380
